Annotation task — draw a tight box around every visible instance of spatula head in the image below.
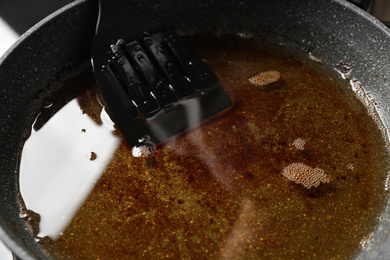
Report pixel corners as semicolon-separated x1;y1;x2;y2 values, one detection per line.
91;0;232;147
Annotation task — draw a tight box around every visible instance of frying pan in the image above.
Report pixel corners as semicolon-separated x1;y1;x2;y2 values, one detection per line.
1;0;390;259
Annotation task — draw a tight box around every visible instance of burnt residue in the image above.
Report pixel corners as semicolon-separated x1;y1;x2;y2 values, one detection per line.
20;35;389;259
20;209;40;237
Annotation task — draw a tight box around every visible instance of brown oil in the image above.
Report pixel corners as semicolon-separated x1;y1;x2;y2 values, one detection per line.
19;35;389;259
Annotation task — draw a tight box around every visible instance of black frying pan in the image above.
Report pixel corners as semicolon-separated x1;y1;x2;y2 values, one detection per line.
1;0;390;259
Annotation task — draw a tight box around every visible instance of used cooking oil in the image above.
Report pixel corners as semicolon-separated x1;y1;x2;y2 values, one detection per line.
19;34;389;259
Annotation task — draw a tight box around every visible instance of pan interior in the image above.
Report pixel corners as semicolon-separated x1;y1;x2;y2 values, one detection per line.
17;34;390;259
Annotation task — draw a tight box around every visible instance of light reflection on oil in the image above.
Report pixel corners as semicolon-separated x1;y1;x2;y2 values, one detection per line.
19;99;120;239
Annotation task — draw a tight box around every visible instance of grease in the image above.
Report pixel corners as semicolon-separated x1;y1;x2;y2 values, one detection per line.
19;35;389;259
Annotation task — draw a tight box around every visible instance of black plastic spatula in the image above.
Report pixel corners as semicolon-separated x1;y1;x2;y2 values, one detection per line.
91;0;232;147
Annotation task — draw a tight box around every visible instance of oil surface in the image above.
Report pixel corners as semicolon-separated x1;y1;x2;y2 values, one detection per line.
19;35;389;259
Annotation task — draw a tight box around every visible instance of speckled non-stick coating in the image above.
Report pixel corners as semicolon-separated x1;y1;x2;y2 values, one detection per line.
1;0;390;259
